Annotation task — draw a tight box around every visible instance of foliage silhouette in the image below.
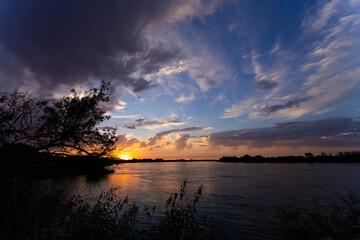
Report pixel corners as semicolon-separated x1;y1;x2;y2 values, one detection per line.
0;81;117;157
0;180;222;240
274;191;360;240
0;89;47;145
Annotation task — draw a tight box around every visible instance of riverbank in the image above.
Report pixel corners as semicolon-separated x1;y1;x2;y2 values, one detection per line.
0;143;120;181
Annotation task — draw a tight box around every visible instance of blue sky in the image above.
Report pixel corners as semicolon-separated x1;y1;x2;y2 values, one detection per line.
0;0;359;158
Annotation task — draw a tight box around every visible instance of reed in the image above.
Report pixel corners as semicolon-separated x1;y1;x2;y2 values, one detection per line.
0;180;221;240
273;191;360;240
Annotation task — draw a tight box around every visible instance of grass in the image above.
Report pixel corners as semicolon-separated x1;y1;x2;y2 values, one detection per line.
0;180;222;240
273;191;360;240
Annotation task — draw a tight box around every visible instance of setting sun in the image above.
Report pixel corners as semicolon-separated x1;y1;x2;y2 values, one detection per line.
118;154;132;160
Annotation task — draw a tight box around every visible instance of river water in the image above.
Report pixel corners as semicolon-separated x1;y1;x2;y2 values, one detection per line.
40;162;360;239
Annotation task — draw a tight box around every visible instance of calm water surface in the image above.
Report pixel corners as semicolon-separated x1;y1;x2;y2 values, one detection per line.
41;162;360;239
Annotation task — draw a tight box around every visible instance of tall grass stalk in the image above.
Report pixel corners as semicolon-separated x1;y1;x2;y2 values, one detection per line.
273;191;360;240
0;180;222;240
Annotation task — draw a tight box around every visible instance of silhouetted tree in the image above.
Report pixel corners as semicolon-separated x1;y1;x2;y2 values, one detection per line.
0;81;117;157
0;89;47;145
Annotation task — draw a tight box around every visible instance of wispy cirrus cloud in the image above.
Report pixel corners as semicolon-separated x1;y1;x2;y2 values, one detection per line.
262;97;312;115
223;0;360;120
298;1;360;117
112;114;142;119
221;99;259;119
208;94;226;105
249;51;283;91
123;118;185;129
175;93;195;103
145;12;235;100
302;0;341;32
255;80;278;90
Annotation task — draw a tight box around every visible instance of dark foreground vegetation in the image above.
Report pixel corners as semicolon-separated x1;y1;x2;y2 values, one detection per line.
0;180;221;240
219;151;360;163
274;191;360;240
0;143;120;180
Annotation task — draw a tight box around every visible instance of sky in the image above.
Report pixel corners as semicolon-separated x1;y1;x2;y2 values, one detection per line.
0;0;359;159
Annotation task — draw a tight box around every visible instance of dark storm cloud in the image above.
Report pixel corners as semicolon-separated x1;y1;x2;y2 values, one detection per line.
142;48;181;74
140;126;208;148
255;80;277;90
0;46;21;79
208;117;360;148
0;0;182;92
262;96;312;114
123;118;185;129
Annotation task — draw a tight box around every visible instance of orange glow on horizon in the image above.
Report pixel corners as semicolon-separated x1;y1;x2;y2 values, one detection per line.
114;139;358;160
118;154;133;160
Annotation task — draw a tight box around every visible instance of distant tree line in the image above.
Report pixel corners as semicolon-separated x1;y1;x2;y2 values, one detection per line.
219;151;360;163
117;152;360;163
116;158;214;163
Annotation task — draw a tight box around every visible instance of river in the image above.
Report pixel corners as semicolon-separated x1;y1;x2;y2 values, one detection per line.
40;162;360;239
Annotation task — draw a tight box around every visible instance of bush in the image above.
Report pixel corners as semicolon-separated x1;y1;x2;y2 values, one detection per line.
0;181;222;240
273;191;360;240
151;181;221;240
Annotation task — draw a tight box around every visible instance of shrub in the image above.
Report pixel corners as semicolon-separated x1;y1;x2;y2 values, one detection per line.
273;191;360;240
0;181;222;240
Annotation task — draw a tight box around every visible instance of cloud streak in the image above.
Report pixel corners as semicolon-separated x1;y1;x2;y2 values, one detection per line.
302;0;341;32
229;0;360;119
123;118;185;129
221;99;258;119
112;114;142;119
175;93;195;103
262;97;312;115
255;80;278;90
208;117;360;148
